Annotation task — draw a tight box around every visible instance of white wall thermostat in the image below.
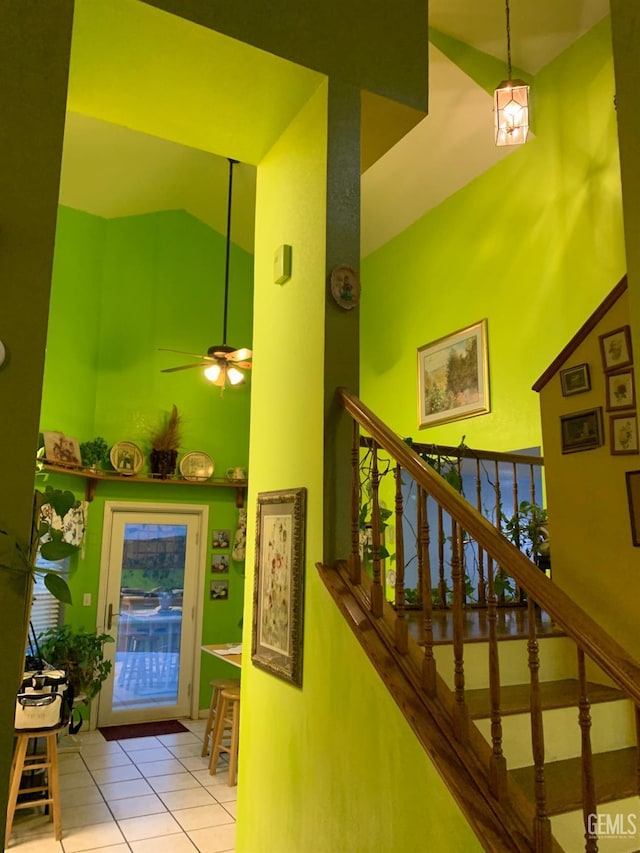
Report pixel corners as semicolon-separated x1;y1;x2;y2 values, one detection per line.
274;244;292;284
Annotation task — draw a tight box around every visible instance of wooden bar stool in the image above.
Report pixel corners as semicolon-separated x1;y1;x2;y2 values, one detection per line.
5;727;65;848
209;685;241;785
201;677;240;757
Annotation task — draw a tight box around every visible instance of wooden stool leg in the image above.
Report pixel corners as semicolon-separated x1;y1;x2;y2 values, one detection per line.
5;735;28;849
201;686;220;757
209;694;229;775
47;732;62;840
227;699;240;787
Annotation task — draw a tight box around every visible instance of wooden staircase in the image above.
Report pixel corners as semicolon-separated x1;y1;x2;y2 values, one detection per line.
318;388;640;852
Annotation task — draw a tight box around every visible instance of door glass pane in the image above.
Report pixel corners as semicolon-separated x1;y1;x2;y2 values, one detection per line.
113;522;186;712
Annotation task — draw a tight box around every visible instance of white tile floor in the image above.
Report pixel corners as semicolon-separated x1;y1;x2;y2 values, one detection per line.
8;719;236;852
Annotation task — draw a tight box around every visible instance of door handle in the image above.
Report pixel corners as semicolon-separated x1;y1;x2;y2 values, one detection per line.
107;603;119;631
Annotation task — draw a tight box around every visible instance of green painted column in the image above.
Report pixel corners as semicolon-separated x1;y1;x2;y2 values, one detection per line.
0;1;73;838
323;79;361;562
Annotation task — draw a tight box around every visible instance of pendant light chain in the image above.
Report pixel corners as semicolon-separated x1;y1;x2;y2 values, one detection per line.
222;158;238;346
505;0;512;81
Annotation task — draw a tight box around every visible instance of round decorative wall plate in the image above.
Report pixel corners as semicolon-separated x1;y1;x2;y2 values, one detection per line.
330;265;360;310
110;441;144;476
180;451;215;481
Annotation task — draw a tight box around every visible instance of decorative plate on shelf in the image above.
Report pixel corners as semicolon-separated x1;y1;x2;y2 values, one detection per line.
110;441;144;476
179;451;215;481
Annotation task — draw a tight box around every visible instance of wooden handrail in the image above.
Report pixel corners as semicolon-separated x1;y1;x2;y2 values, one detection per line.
360;434;544;468
338;386;640;706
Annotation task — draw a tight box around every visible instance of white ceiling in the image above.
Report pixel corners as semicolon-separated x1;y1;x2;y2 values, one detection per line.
58;0;610;257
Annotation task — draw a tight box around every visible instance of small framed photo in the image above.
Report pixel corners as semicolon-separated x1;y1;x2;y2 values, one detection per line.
625;470;640;546
610;413;639;455
210;579;229;600
560;363;591;397
212;529;230;549
211;553;230;574
417;319;490;429
599;325;633;372
560;407;604;454
252;487;306;687
605;369;636;411
43;431;82;468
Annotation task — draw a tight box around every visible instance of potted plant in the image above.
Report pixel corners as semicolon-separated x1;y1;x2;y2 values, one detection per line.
0;486;79;606
79;436;110;473
502;500;550;571
149;404;182;479
37;624;113;701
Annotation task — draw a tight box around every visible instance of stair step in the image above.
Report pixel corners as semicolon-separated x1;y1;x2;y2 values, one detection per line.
511;747;637;816
467;679;627;719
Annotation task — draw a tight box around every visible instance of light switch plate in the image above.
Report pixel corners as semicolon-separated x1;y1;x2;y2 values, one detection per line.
274;244;292;284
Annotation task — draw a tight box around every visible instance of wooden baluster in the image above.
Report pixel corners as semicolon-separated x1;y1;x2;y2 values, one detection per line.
577;649;598;853
370;442;383;617
494;461;506;605
349;419;361;585
437;504;446;606
416;488;423;609
513;461;525;604
419;486;437;697
476;458;486;605
528;597;552;851
487;552;507;799
394;463;408;653
451;518;468;743
529;462;537;508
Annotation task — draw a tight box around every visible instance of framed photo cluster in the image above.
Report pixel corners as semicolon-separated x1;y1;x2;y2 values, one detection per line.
559;325;637;457
599;326;637;456
210;528;231;600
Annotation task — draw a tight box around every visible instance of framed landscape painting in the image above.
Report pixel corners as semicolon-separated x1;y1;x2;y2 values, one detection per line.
251;487;306;687
417;320;490;429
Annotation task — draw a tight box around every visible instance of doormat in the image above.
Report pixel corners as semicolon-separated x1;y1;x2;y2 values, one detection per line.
98;720;189;741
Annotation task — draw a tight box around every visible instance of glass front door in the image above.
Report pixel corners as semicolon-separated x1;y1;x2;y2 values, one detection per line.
98;509;202;725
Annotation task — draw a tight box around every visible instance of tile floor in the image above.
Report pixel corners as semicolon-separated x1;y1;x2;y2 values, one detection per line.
8;719;236;852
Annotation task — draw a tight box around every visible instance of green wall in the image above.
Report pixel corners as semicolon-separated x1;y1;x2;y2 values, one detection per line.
361;19;626;455
40;204;253;707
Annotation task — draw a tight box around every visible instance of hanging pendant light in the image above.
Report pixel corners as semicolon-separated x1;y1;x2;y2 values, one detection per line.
160;157;252;392
494;0;530;147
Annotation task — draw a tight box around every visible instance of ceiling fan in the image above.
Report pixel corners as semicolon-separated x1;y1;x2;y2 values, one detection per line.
160;157;252;389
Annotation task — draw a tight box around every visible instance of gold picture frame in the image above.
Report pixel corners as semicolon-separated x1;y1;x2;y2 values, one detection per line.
251;487;306;687
417;319;490;429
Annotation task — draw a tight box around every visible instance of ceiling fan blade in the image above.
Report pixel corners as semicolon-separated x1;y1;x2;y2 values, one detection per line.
161;362;210;373
233;361;252;369
228;347;252;361
159;347;215;361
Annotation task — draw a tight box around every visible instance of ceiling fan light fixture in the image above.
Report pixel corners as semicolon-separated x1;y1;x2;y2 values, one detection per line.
494;0;530;147
204;363;222;383
227;366;245;386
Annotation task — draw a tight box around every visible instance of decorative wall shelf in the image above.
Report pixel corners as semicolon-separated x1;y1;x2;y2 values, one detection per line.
39;463;247;507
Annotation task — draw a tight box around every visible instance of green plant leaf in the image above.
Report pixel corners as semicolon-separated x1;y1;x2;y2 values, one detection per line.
43;572;73;604
44;487;76;518
40;539;77;561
